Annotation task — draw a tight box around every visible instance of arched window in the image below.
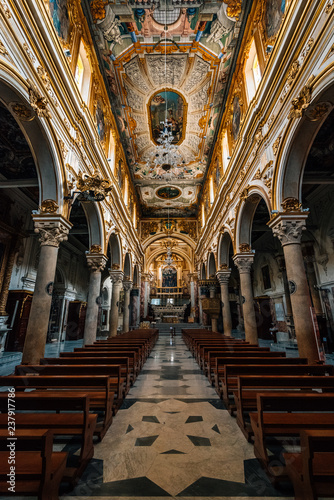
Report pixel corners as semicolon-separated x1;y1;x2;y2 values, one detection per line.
245;39;262;103
75;40;92;104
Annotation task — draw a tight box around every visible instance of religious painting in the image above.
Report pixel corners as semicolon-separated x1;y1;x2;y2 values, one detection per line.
49;0;70;44
232;95;241;142
265;0;285;40
149;91;184;145
96;98;105;141
262;265;272;290
162;267;177;288
156;186;181;200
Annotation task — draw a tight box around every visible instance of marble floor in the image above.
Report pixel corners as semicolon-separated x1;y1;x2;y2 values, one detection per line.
59;330;294;500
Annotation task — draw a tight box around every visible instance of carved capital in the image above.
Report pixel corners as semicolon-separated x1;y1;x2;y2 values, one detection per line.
216;270;231;285
188;273;198;282
233;254;254;274
86;253;108;272
33;215;72;247
109;270;124;286
268;213;308;246
123;280;133;293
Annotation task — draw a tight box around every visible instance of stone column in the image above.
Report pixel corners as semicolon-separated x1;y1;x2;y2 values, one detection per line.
83;252;108;345
123;280;133;332
233;253;258;344
0;235;22;351
188;274;197;321
269;210;320;362
22;215;72;364
108;270;124;338
209;286;218;332
216;269;232;336
276;255;294;335
142;274;150;318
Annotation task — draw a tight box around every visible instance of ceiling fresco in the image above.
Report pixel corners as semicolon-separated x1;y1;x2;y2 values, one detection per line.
84;0;251;216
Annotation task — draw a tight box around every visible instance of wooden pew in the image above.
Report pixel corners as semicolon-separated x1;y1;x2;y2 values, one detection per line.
249;393;334;478
41;356;131;390
234;375;334;440
72;346;144;369
0;393;96;481
0;429;67;500
214;354;294;394
60;350;140;380
0;375;114;440
284;429;334;500
222;364;334;413
15;364;127;405
200;346;271;376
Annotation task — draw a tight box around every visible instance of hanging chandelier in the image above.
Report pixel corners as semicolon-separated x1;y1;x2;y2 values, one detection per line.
163;245;174;268
145;118;184;178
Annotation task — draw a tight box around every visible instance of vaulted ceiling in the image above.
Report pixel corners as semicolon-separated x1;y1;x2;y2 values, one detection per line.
83;0;251;217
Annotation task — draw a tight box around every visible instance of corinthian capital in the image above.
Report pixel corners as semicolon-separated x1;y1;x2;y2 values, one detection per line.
233;253;254;274
268;214;308;246
86;253;108;272
216;270;231;285
109;270;124;286
123;280;133;292
33;215;72;248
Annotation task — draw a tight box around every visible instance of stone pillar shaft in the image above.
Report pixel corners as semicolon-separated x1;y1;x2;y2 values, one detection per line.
270;212;320;362
109;271;124;338
22;215;71;364
83;253;107;345
233;254;258;344
216;270;232;336
123;281;133;333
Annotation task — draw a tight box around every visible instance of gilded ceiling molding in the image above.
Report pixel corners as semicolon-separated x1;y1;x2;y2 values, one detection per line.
288;76;314;119
0;40;8;55
0;0;11;18
27;81;51;118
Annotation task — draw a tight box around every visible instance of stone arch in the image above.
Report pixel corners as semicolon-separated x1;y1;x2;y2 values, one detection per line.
217;231;233;267
200;263;206;280
207;252;217;278
235;188;271;252
142;232;196;250
123;253;132;279
273;74;334;210
69;199;105;253
0;69;65;211
146;248;192;271
133;264;139;287
108;232;122;268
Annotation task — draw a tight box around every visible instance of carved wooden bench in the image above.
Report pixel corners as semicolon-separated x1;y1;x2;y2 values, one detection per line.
0;429;67;500
284;429;334;500
0;375;114;440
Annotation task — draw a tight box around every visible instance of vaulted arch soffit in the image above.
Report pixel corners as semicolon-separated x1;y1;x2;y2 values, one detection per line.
273;69;334;211
0;68;66;211
146;248;193;272
142;232;196;251
235;187;272;252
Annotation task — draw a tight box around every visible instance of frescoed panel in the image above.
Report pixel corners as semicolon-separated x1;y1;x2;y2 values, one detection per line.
162;267;177;288
265;0;285;40
149;91;184;145
232;95;241;142
49;0;70;43
156;186;181;200
96;98;105;141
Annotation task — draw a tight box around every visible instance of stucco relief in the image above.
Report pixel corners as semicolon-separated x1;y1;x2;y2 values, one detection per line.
146;54;187;87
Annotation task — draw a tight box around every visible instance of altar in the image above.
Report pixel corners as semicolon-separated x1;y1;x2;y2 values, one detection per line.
152;303;187;323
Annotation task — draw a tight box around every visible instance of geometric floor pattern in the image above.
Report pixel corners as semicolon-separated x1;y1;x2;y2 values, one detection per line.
61;331;294;499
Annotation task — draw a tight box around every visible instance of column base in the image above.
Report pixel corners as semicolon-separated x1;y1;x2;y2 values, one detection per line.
0;316;9;352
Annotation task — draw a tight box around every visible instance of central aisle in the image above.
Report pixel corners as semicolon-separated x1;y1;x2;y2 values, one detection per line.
64;329;293;499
